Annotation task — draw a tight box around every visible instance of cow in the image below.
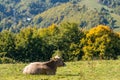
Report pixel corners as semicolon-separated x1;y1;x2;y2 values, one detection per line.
23;56;66;75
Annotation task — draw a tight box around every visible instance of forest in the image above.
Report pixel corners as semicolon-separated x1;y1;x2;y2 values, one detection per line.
0;23;120;63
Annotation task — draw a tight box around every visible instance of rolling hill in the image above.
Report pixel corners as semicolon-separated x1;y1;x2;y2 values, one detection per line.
32;0;120;31
0;0;120;32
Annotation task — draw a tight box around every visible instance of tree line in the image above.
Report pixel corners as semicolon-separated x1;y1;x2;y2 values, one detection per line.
0;22;120;63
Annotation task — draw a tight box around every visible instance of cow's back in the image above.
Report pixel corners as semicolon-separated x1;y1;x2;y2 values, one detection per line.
23;62;49;74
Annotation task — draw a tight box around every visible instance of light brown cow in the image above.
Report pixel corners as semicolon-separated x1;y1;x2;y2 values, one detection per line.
23;56;66;75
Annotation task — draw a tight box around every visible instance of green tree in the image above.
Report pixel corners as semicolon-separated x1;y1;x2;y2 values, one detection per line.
0;30;16;59
38;24;60;59
57;22;84;61
15;27;47;62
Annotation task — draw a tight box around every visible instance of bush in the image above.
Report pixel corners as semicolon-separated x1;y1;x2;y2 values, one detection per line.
0;57;16;64
0;52;7;57
82;25;120;60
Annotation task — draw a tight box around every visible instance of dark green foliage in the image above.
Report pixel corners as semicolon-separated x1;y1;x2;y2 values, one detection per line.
0;23;120;63
14;27;51;62
0;52;7;57
0;57;15;64
0;4;5;12
0;32;16;63
0;30;16;58
49;0;69;3
98;0;120;8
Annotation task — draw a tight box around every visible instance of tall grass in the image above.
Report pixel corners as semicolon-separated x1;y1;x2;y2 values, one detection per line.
0;60;120;80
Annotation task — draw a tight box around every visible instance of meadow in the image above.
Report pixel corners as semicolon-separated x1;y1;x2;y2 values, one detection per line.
0;60;120;80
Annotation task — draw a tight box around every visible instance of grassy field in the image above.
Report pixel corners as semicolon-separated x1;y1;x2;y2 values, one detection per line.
0;60;120;80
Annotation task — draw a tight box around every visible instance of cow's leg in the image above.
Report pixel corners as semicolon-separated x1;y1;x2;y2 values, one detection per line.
46;71;56;75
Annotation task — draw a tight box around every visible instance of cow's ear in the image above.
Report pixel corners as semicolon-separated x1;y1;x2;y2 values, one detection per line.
50;57;56;60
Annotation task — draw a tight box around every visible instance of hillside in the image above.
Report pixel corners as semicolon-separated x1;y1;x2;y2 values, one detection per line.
0;0;120;32
33;0;120;30
0;0;70;32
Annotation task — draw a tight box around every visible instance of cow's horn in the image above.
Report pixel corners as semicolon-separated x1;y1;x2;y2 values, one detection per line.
55;55;60;58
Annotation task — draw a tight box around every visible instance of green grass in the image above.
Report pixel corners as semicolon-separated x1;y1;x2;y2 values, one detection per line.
0;60;120;80
80;0;102;10
80;0;112;11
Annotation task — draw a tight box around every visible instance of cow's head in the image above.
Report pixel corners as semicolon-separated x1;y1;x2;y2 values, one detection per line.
53;55;66;67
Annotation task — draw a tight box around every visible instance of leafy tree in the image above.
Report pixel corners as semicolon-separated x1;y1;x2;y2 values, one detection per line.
57;22;84;61
82;25;120;60
15;27;47;62
38;23;84;61
38;24;60;59
0;30;16;58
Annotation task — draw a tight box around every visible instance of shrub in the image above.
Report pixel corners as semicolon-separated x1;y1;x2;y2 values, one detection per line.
0;57;16;64
52;50;63;58
0;52;7;57
82;25;120;60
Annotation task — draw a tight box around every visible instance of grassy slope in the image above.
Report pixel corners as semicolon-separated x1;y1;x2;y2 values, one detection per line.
111;13;120;32
33;2;83;27
75;0;120;32
80;0;114;11
0;60;120;80
80;0;120;32
80;0;103;10
34;0;120;32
